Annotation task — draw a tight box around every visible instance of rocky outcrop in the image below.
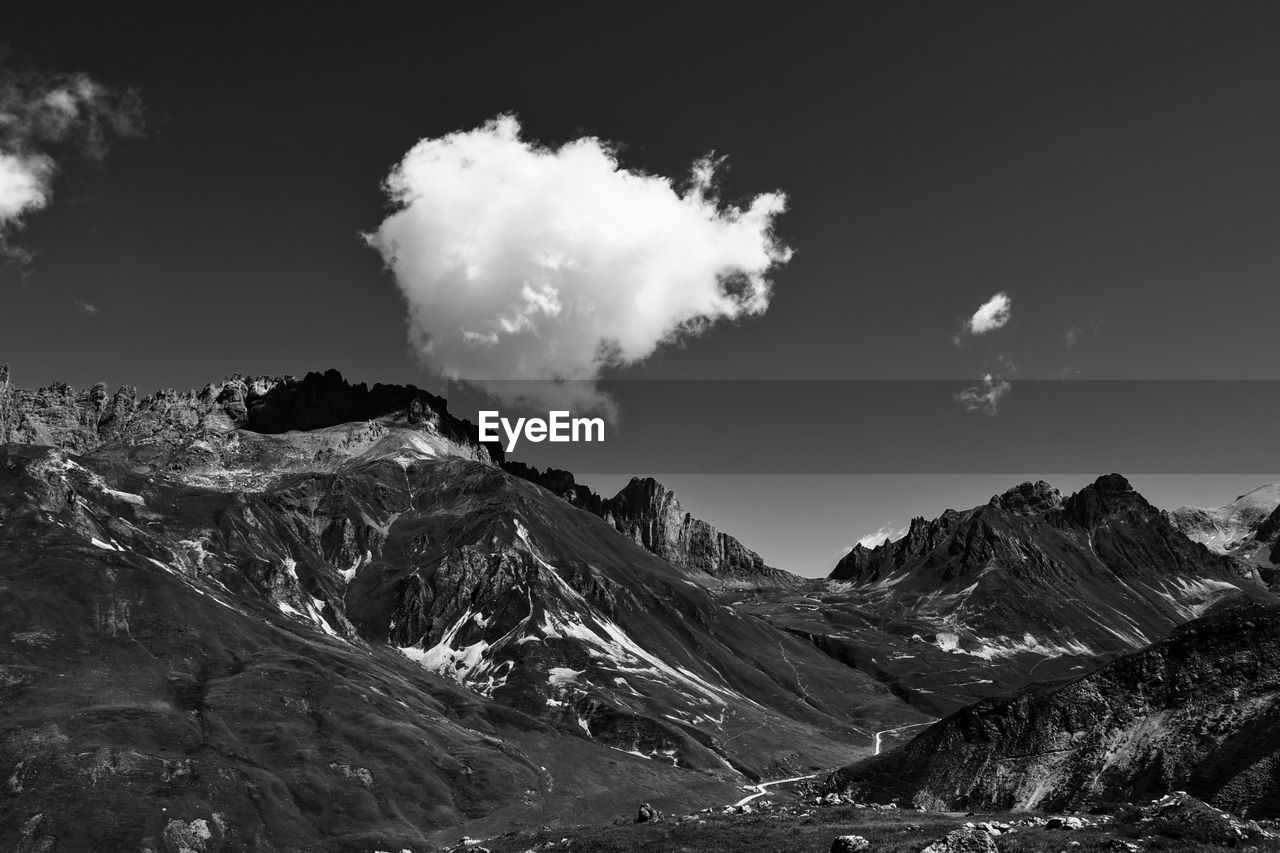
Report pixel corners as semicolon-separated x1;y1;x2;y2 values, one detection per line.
826;599;1280;818
992;479;1064;515
0;366;501;462
1119;791;1274;844
504;464;797;587
602;477;797;587
502;461;604;514
920;826;998;853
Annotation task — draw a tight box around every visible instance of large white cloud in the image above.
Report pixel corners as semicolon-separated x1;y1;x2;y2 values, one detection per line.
365;115;792;412
0;71;142;256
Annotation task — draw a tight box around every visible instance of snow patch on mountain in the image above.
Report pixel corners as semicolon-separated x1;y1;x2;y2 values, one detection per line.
932;630;1094;659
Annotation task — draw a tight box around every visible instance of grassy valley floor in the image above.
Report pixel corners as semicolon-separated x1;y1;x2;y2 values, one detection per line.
468;802;1280;853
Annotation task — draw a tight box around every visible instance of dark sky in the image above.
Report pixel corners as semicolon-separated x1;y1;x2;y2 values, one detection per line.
3;3;1279;573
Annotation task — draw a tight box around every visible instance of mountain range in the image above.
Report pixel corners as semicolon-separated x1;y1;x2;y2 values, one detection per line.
2;364;1278;849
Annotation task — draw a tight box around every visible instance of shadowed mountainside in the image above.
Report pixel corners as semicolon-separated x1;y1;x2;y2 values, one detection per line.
826;598;1280;819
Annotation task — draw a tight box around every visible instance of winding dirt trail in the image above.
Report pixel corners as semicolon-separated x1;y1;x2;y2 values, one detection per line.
732;772;822;808
872;721;934;755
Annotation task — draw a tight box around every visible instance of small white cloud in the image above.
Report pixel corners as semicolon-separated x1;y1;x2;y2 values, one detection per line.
74;299;97;315
955;373;1012;416
847;523;908;552
966;291;1012;335
1065;326;1082;347
364;114;792;413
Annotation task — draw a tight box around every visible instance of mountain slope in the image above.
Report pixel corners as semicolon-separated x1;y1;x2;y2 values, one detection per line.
825;598;1280;819
0;367;924;849
0;444;755;852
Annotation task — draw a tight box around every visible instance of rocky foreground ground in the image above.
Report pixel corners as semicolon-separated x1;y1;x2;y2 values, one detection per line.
436;791;1280;853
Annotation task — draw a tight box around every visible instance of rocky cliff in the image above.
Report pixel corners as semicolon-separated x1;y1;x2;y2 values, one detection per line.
826;598;1280;819
505;464;797;587
602;477;798;587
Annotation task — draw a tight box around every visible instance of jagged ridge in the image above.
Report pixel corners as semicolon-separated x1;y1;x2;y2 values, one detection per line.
0;364;501;462
505;463;798;587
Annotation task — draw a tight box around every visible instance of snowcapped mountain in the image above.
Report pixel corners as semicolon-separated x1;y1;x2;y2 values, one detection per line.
1169;484;1280;554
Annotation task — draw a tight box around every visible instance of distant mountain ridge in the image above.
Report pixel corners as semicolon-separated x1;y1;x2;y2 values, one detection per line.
0;364;501;462
1169;484;1280;554
732;475;1269;722
1169;485;1280;586
829;474;1260;647
504;462;797;588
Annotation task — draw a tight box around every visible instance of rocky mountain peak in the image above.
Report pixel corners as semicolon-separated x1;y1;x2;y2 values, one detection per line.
990;480;1063;514
505;463;796;587
1062;472;1152;528
600;475;800;585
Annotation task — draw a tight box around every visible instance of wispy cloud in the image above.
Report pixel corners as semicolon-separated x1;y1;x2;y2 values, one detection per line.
955;373;1012;416
364;114;792;414
0;69;143;259
74;298;97;315
846;523;908;552
1065;315;1104;347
